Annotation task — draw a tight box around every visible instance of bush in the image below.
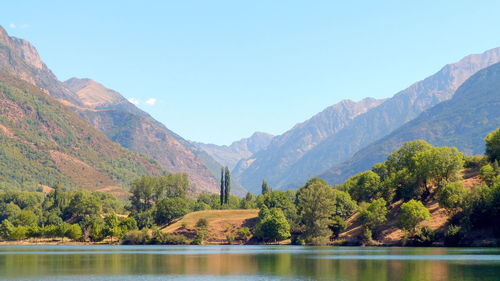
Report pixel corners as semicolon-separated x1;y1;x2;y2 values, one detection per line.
236;227;252;241
438;182;467;211
464;155;487;168
444;225;464;246
361;227;373;245
192;228;208;245
65;224;83;241
123;229;152;244
226;234;235;244
398;200;431;235
196;218;209;229
411;226;435;246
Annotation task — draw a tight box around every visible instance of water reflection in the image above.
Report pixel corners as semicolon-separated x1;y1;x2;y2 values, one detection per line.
0;246;499;281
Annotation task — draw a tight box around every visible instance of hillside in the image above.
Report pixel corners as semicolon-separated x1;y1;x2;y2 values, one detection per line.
0;25;221;194
0;72;163;191
321;62;500;184
162;209;259;243
235;98;385;192
237;47;500;191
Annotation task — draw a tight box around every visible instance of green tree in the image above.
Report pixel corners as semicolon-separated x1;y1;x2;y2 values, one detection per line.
220;167;225;205
485;127;500;162
11;209;38;226
360;198;388;232
154;197;190;225
297;179;336;245
104;213;122;242
65;190;101;221
437;182;467;212
80;215;105;242
340;171;382;202
256;190;298;226
65;224;83;241
261;180;271;194
398;200;431;235
224;166;231;204
254;207;290;243
119;217;138;234
0;219;15;240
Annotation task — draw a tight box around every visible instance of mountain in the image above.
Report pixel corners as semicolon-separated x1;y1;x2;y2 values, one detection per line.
235;98;385;193
0;26;220;194
237;47;500;191
321;61;500;184
194;132;274;170
0;72;164;193
62;78;220;193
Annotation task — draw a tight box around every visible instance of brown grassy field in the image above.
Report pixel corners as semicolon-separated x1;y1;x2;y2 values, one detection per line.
162;209;259;243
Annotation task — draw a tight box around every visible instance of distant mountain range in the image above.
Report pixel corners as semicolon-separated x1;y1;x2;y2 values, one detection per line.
202;47;500;192
194;132;274;170
0;26;221;194
321;61;500;184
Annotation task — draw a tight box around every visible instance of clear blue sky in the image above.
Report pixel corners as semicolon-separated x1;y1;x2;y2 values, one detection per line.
1;1;500;145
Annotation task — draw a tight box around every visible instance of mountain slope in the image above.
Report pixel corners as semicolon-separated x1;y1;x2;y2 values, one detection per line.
0;25;221;194
63;78;220;194
321;62;500;184
194;132;274;170
235;98;385;192
0;72;163;191
238;47;500;191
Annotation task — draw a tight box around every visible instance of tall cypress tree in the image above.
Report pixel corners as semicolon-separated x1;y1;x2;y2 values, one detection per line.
261;179;271;194
224;166;231;204
220;167;225;205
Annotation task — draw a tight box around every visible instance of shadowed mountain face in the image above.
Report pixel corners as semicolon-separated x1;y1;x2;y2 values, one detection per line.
0;72;164;194
194;132;274;170
235;47;500;191
321;62;500;184
63;78;220;193
234;98;386;193
0;26;220;194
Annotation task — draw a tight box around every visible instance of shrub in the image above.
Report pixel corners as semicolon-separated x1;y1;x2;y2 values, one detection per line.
236;227;252;241
398;200;431;235
226;234;235;244
438;182;467;212
411;226;435;246
361;227;373;245
196;218;209;229
122;229;151;245
192;228;208;245
444;225;464;246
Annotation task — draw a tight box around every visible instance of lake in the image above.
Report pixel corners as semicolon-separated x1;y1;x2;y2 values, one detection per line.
0;245;499;280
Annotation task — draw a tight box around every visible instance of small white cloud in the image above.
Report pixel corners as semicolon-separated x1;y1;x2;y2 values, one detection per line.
145;98;157;106
128;98;140;105
9;23;16;29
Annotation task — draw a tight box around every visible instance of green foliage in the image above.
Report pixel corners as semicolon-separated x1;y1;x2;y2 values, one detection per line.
411;226;435;246
261;180;271;194
480;163;499;186
154;197;190;226
65;224;83;241
361;227;373;245
237;227;252;241
485;127;500;163
329;216;348;239
255;207;290;243
297;179;335;244
340;171;382;202
438;182;467;211
398;200;431;235
195;218;209;228
360;198;388;233
444;225;464;246
256;190;298;226
224;167;231;204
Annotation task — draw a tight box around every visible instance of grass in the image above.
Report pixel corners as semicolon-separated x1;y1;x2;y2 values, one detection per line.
162;209;259;243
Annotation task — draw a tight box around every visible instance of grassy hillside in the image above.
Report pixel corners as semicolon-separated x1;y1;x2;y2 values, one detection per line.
162;209;259;243
0;73;164;191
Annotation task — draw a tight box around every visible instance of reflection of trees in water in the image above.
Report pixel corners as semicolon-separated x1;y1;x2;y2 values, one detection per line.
0;247;498;280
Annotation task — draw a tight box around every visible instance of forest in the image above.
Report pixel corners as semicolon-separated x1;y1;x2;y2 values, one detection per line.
1;127;499;246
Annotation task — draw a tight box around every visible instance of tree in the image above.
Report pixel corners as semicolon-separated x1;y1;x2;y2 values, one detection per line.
413;146;464;198
154;197;190;225
119;217;138;234
65;224;82;241
254;208;290;243
261;180;271;194
224;166;231;204
360;198;388;231
220;168;225;206
257;190;298;225
398;200;431;235
129;177;156;214
104;213;122;242
340;171;382;202
0;219;15;240
79;215;105;242
11;209;38;226
485;127;500;162
437;182;467;212
65;190;101;221
297;179;336;245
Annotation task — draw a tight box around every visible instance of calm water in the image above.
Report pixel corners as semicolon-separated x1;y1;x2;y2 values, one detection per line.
0;245;499;281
